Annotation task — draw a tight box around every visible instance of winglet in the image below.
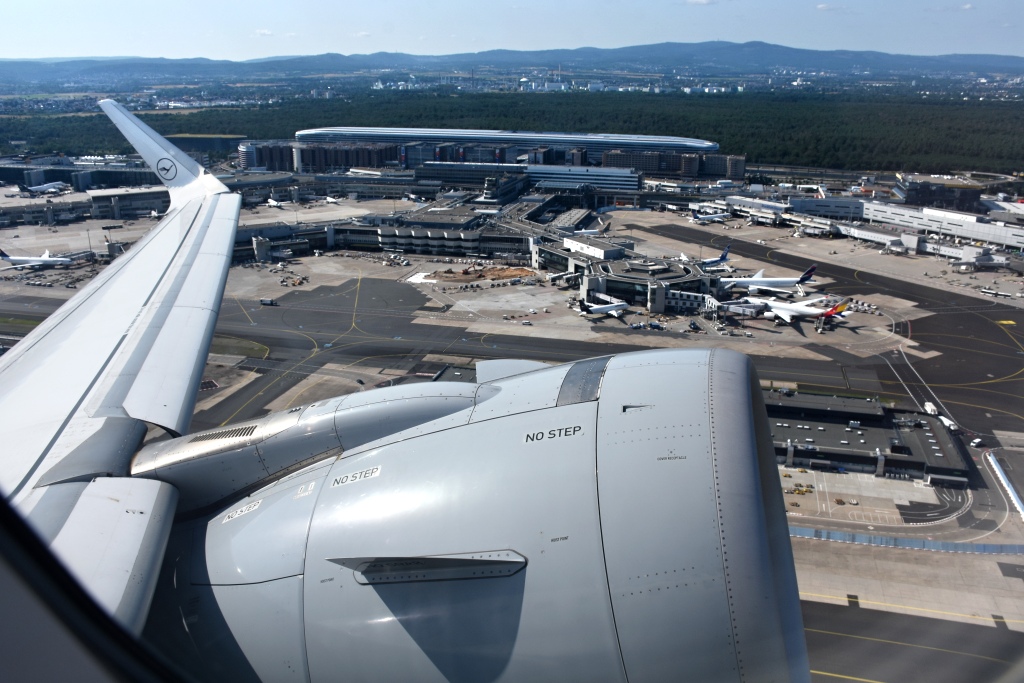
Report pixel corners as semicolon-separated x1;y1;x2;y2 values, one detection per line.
98;99;227;203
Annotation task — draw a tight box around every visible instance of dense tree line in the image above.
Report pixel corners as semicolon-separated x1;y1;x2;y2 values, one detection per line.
1;92;1022;174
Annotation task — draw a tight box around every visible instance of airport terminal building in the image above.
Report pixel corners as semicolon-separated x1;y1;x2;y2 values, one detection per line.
293;127;719;167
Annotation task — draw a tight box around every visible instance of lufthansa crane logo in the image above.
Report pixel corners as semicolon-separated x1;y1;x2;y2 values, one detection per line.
156;157;177;181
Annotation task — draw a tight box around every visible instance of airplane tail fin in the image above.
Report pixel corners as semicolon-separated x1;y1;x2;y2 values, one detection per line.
799;265;816;283
579;300;592;313
825;298;850;317
41;250;50;259
17;184;28;193
97;100;226;202
691;210;699;219
720;244;730;261
0;248;9;259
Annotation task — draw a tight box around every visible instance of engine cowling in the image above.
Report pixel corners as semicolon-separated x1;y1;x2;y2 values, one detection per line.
142;349;809;683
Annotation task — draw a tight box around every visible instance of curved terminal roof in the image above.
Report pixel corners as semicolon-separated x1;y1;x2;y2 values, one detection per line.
295;126;718;154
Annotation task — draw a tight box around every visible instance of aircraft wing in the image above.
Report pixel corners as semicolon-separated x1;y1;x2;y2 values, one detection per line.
774;309;794;324
0;100;240;633
749;285;796;297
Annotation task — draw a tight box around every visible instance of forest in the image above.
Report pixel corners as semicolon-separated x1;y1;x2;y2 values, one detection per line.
2;92;1022;174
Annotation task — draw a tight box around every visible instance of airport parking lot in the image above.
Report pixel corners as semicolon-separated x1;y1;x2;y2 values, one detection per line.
779;466;974;528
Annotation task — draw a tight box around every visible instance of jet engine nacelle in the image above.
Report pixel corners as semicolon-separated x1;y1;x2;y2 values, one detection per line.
142;349;810;683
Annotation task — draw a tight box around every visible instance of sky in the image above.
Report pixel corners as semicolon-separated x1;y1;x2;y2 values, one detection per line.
3;0;1023;61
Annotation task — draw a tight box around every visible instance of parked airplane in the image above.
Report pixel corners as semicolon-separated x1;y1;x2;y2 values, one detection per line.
578;298;629;318
721;265;817;297
742;295;850;325
266;197;288;209
691;209;730;224
0;248;73;270
0;102;808;682
324;195;340;204
682;244;731;268
19;181;71;195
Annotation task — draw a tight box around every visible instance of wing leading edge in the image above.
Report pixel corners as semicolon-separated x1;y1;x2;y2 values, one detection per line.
0;101;240;632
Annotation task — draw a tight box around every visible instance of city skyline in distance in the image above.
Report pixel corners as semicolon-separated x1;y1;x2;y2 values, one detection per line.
2;0;1022;62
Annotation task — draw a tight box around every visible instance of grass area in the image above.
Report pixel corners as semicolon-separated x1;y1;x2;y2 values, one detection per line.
0;317;41;334
209;335;268;358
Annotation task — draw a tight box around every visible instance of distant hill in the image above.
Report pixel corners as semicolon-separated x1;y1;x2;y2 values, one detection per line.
2;41;1024;85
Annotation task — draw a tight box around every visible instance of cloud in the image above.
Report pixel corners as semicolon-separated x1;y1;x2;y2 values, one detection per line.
254;29;273;37
355;31;371;38
686;0;718;5
816;3;843;10
927;2;976;10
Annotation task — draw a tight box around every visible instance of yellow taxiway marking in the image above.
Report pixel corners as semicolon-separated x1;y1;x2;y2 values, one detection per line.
806;628;1013;666
232;295;255;325
809;671;885;683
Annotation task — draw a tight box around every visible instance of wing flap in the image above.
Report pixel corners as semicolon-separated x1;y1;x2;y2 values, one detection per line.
124;305;219;436
49;477;178;634
121;194;240;435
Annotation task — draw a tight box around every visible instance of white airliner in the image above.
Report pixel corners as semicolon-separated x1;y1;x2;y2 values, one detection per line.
0;102;809;682
691;209;730;224
0;248;73;270
742;295;850;325
324;196;340;204
579;298;629;318
721;264;817;297
19;181;71;195
267;197;288;209
682;244;731;268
